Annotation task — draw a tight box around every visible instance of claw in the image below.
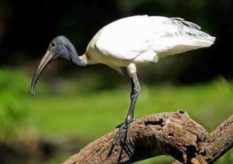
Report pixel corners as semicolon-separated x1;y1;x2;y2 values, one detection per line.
107;120;132;157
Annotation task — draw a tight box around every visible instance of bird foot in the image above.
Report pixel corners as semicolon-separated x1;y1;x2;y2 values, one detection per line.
108;120;133;157
115;119;134;128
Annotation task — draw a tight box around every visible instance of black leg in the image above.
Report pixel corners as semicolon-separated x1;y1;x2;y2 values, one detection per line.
125;72;140;126
108;72;140;157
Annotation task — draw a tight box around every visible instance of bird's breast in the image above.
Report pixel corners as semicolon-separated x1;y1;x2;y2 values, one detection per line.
86;47;130;68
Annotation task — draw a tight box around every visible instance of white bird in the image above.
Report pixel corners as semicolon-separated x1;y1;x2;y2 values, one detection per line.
31;15;215;147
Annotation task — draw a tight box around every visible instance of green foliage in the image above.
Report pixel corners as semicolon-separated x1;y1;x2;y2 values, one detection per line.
0;69;232;163
0;69;30;141
28;72;233;163
0;69;29;94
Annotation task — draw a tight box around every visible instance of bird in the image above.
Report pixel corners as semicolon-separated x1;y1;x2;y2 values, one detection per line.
31;15;215;149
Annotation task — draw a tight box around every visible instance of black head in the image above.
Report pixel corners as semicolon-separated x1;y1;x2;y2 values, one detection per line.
48;35;78;61
31;35;78;96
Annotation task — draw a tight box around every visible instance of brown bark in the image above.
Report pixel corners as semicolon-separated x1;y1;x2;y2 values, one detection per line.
63;111;233;164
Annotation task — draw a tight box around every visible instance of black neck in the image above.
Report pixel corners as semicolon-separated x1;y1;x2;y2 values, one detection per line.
71;54;87;67
66;40;87;67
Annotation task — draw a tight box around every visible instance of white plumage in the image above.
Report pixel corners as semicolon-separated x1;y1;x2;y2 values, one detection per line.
31;15;216;148
86;15;215;73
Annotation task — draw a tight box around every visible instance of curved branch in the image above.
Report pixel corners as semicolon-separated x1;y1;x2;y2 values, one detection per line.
63;111;233;164
204;114;233;163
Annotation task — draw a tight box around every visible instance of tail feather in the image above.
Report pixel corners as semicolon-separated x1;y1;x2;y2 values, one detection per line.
171;17;216;47
190;35;216;47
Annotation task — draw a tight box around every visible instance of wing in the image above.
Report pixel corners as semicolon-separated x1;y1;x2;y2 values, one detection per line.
91;15;215;61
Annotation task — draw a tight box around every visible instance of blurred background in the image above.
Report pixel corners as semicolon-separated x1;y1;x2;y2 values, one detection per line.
0;0;232;163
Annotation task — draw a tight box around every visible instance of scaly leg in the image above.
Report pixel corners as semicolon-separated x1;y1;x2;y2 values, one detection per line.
108;66;140;156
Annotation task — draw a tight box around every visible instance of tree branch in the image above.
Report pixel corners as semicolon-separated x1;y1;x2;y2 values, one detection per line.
204;114;233;163
63;111;233;164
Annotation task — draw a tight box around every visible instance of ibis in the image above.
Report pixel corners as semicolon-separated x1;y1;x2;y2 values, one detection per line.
31;15;215;147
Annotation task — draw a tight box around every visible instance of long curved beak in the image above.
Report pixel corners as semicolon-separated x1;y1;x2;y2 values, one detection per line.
31;50;54;96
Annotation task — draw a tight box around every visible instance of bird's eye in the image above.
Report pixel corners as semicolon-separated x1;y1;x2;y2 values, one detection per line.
51;42;55;47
